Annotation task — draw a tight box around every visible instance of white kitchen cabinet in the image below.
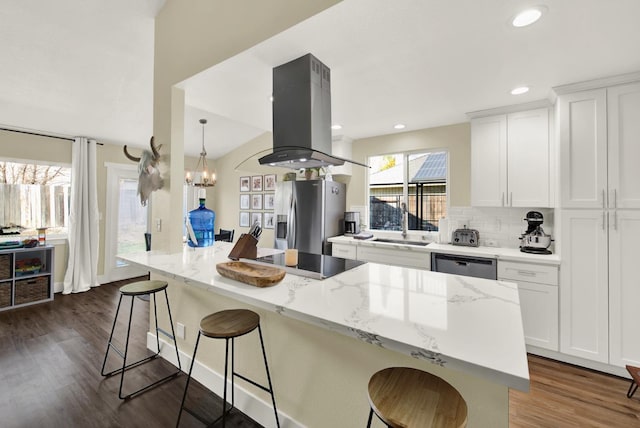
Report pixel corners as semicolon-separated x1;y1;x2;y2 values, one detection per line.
471;108;551;207
558;81;640;367
498;261;558;351
331;242;357;260
558;82;640;209
608;210;640;367
471;115;507;206
559;210;609;363
607;82;640;209
557;89;607;208
357;246;430;270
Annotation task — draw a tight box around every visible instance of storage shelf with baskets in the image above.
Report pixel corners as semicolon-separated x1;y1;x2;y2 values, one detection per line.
0;246;54;311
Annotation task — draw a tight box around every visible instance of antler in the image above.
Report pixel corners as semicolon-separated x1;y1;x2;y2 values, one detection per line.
123;145;140;162
150;136;162;159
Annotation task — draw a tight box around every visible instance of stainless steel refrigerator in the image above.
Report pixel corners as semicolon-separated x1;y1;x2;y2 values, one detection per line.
274;180;345;255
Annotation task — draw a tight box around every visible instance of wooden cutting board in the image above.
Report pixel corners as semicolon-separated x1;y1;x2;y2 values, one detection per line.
216;261;285;287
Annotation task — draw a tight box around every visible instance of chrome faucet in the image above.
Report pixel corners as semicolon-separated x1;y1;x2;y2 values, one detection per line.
401;202;407;239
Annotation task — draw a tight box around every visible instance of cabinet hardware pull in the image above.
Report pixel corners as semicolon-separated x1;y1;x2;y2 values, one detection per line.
510;192;513;207
602;189;606;209
501;192;504;207
517;270;536;276
613;189;617;208
603;211;606;230
613;211;617;230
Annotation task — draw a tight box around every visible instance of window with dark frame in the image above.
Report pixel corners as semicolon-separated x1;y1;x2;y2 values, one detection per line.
368;151;447;232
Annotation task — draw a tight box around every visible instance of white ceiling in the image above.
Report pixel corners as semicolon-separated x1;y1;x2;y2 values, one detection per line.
2;1;640;159
0;0;162;148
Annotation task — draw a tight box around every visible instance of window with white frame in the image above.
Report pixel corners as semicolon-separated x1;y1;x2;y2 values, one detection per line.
0;160;71;235
368;150;447;232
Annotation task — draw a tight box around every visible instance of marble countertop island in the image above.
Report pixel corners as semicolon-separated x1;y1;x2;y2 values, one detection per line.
120;242;529;392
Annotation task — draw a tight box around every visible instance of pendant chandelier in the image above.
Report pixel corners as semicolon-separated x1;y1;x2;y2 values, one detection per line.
185;118;216;187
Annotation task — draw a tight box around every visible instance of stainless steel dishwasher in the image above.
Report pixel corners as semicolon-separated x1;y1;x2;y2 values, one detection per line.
431;253;497;279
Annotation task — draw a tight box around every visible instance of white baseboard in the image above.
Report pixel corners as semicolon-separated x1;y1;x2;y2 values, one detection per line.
147;333;302;428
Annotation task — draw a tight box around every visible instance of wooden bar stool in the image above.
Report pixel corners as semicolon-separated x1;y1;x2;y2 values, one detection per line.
366;367;467;428
176;309;279;428
625;365;640;398
101;280;182;399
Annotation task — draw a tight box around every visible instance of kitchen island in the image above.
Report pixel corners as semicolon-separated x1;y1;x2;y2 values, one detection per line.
120;242;528;427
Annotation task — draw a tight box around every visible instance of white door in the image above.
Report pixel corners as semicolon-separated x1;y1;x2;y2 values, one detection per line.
560;209;609;363
558;89;608;208
507;108;550;207
471;114;507;206
608;82;640;209
608;210;640;367
104;163;149;282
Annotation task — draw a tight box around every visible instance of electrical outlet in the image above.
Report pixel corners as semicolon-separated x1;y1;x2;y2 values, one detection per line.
485;239;498;247
176;322;185;339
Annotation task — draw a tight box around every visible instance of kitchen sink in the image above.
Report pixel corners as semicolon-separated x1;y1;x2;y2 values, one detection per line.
373;238;430;246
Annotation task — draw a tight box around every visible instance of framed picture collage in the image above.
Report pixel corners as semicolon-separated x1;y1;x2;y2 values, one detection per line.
239;174;276;229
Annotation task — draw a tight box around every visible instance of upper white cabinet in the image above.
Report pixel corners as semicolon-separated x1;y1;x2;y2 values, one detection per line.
607;82;640;209
471;108;551;207
470;115;507;206
558;82;640;208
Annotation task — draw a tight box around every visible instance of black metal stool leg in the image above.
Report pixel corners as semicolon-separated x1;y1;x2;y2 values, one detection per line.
222;337;230;427
257;324;280;428
366;408;374;427
101;294;124;376
177;331;202;427
164;289;182;370
628;380;638;398
118;293;137;399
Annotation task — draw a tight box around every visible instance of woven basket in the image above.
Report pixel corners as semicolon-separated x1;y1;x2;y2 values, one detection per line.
0;282;10;308
15;276;49;305
0;254;11;280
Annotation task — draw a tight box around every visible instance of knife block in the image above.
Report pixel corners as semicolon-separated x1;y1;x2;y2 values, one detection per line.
228;234;258;260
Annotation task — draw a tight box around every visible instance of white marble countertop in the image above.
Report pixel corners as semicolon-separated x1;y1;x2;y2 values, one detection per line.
119;242;530;391
329;235;560;265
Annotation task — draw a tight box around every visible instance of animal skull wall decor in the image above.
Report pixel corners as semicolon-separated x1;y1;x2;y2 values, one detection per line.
123;136;164;206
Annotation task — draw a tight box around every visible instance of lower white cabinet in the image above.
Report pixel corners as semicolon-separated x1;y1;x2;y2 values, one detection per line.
357;246;430;270
498;261;559;351
560;209;640;367
560;210;609;363
331;241;430;270
331;243;357;260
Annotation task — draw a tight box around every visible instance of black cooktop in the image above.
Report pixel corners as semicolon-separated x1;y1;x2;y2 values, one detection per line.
251;252;365;279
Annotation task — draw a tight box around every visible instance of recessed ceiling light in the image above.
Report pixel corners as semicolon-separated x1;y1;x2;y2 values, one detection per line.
393;124;406;130
512;7;543;27
511;86;530;95
331;124;342;130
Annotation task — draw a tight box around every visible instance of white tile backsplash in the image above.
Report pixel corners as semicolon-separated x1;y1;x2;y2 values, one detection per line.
445;207;555;250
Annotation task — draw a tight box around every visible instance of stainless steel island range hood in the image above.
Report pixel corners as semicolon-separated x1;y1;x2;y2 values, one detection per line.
259;54;365;169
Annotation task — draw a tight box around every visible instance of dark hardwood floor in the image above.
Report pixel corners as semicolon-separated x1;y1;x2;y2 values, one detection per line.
2;278;640;427
0;277;260;428
510;355;640;427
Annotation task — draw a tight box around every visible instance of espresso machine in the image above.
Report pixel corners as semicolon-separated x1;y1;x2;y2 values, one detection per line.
520;211;553;254
344;212;360;236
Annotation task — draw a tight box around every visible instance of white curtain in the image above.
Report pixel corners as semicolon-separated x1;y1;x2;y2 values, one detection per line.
63;137;100;294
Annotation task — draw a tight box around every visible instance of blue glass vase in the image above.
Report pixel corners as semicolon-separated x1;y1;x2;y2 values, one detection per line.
187;198;215;247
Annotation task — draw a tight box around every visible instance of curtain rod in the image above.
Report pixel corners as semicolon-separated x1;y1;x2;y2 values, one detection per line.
0;127;104;145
